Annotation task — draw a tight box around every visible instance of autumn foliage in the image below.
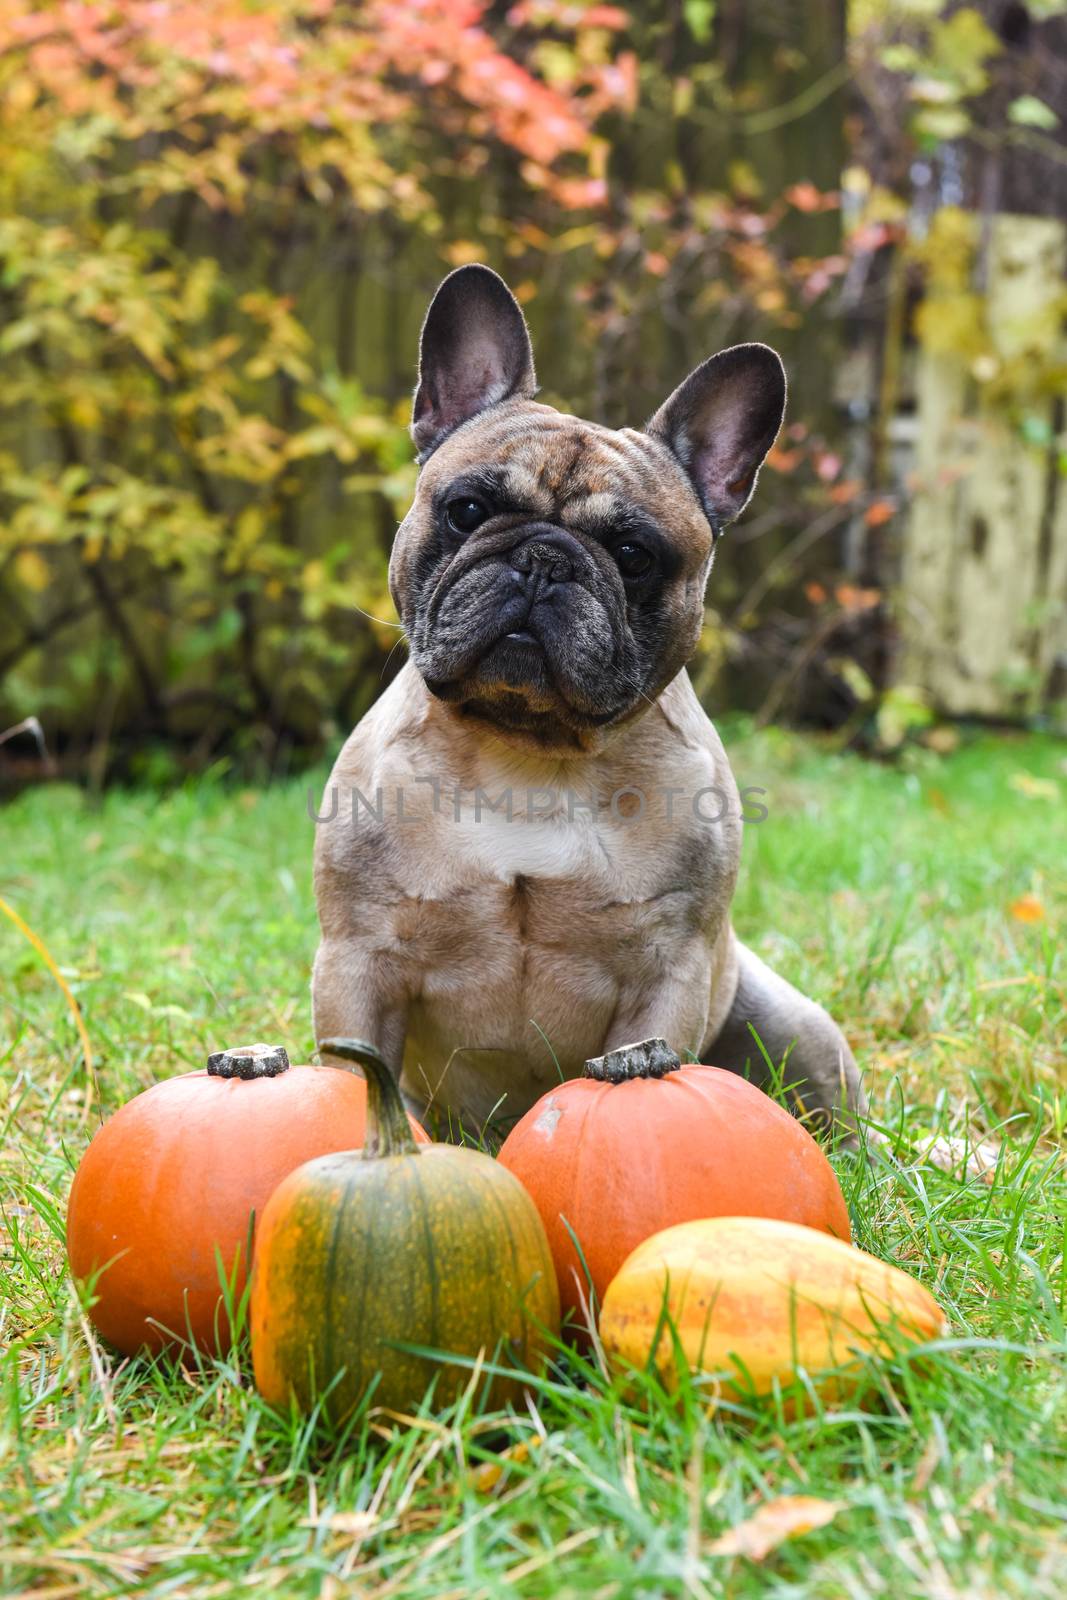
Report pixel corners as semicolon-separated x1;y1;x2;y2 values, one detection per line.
0;2;1061;772
0;1;642;768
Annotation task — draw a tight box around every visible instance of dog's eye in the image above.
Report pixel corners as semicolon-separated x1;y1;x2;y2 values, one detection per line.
615;542;653;579
445;497;489;536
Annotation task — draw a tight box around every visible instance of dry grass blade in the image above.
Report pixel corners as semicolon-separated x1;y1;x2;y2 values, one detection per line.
0;892;98;1124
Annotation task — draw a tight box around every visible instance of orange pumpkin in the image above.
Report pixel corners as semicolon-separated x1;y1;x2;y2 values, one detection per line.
498;1038;851;1331
66;1042;428;1356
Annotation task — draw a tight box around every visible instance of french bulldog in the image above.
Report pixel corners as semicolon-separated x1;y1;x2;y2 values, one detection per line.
312;264;865;1139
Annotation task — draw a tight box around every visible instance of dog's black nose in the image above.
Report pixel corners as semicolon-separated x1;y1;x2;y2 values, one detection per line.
510;531;577;587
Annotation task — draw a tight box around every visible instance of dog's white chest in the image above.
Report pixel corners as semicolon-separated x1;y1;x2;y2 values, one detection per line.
414;803;622;898
385;753;660;901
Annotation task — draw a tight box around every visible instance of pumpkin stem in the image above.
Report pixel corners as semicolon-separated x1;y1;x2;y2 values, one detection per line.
317;1038;418;1158
584;1038;681;1083
207;1043;290;1079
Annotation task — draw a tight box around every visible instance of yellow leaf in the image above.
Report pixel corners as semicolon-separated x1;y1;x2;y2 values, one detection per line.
728;159;763;199
913;292;988;360
69;395;102;430
708;1495;844;1561
931;8;1000;95
13;549;50;592
443;240;485;267
471;1436;541;1494
672;77;694;117
1008;772;1059;802
1009;893;1045;924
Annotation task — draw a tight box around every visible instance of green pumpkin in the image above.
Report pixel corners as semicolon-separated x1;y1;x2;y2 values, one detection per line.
250;1039;560;1418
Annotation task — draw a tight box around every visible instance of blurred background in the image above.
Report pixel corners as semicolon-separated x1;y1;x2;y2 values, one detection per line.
0;0;1063;787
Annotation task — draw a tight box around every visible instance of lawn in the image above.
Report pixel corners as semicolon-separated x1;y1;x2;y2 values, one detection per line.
1;724;1065;1598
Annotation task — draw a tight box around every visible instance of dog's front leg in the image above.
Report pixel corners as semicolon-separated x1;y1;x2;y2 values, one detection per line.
600;943;714;1066
311;936;408;1078
704;939;866;1141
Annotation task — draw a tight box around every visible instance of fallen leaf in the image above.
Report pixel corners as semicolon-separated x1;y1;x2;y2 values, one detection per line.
921;1134;1000;1184
708;1495;844;1561
1009;893;1045;924
911;1434;943;1494
1009;773;1059;802
300;1510;377;1537
471;1435;541;1493
923;726;960;754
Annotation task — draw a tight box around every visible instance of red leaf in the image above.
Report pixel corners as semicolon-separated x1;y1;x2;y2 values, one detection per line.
834;584;881;612
766;444;803;474
784;181;827;213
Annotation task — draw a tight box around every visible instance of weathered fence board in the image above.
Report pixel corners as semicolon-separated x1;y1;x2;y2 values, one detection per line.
901;215;1066;718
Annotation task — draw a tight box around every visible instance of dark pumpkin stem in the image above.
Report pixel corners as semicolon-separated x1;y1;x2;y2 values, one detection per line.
317;1037;418;1158
207;1043;290;1079
584;1037;681;1083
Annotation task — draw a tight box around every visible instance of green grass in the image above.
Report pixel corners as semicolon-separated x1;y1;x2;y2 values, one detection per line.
1;724;1065;1597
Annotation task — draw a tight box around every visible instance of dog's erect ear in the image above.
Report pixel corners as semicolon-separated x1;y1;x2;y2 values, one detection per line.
411;264;537;459
646;344;786;532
